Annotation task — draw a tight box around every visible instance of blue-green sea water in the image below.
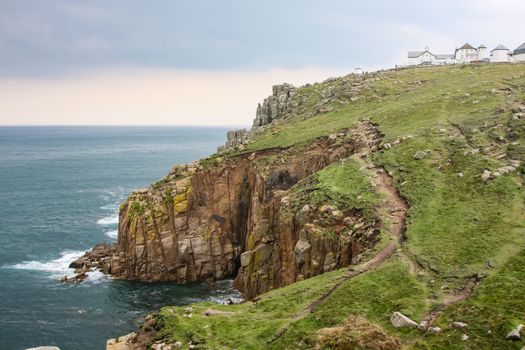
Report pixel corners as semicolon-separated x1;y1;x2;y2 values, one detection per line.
0;126;243;350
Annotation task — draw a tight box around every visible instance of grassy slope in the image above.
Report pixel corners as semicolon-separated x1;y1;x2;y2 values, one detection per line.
155;64;525;349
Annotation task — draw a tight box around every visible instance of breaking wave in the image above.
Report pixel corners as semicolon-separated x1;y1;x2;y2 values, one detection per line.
96;215;119;226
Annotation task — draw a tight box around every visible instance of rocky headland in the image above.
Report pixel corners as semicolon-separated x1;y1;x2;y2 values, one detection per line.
69;63;525;349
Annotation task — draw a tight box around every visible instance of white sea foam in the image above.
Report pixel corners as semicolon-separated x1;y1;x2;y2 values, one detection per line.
96;215;119;225
7;250;110;283
104;229;118;239
7;250;85;276
84;270;107;284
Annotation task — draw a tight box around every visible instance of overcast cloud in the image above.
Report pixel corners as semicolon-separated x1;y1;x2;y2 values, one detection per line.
0;0;524;124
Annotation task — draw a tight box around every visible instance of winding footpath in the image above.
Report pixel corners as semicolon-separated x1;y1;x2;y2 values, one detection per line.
299;154;408;317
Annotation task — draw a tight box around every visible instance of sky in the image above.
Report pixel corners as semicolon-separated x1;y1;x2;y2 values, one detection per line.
0;0;524;126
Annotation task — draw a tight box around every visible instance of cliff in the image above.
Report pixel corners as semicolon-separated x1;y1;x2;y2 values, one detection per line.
100;63;525;349
103;121;383;299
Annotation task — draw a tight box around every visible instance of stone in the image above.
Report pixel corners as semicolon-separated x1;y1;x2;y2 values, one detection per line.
240;250;254;267
461;334;469;341
330;210;344;221
450;321;468;329
481;170;492;182
25;347;61;350
173;342;182;349
390;312;418;328
418;320;429;331
106;332;136;350
413;150;427;160
320;204;335;213
427;327;441;334
294;237;312;266
280;196;290;206
505;324;523;341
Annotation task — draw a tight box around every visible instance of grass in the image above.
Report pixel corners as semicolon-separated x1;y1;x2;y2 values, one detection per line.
154;268;350;349
273;258;428;349
419;248;525;350
291;158;378;218
148;63;525;349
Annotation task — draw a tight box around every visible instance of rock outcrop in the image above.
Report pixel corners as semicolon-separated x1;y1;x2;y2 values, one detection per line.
253;83;298;129
216;129;251;153
95;122;383;299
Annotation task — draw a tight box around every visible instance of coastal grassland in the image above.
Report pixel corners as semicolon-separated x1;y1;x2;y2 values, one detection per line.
153;268;349;349
153;64;525;348
272;258;428;349
247;63;525;151
375;134;525;281
419;248;525;350
153;258;427;350
248;62;525;282
291;158;378;217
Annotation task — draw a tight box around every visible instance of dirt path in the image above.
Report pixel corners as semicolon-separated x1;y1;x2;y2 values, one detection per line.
293;153;409;318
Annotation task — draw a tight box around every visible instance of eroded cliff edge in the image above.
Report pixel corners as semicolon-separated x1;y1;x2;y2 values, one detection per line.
72;75;386;299
103;123;381;299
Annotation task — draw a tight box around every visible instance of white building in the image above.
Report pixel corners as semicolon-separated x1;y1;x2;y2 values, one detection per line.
454;43;485;63
407;49;454;66
407;43;486;66
511;42;525;62
490;45;510;63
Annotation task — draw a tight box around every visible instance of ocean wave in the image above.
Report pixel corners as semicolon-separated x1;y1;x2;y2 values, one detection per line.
6;250;85;275
84;270;107;284
105;229;118;239
6;250;110;283
96;215;119;226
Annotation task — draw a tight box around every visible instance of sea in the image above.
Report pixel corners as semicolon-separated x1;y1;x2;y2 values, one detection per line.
0;126;244;350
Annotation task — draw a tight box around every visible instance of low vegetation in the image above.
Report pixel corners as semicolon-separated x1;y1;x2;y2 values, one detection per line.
153;63;525;349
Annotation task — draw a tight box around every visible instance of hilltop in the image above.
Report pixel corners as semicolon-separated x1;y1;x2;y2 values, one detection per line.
101;63;525;350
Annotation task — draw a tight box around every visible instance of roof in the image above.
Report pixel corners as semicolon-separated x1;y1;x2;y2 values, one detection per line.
435;54;455;59
492;44;509;51
478;44;487;48
458;43;476;50
514;42;525;55
408;50;435;58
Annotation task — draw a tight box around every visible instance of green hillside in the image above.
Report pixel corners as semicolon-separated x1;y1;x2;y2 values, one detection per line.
147;63;525;349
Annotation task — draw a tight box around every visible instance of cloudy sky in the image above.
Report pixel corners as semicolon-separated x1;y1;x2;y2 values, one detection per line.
0;0;524;125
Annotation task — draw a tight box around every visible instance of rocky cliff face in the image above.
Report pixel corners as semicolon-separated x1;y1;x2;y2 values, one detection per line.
101;122;383;298
253;83;298;129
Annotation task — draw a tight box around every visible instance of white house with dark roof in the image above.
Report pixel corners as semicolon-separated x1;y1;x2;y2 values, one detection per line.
511;42;525;62
490;45;510;63
454;43;485;63
407;43;486;66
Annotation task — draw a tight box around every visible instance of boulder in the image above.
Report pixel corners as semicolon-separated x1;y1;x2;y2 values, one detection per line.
413;151;427;160
506;324;523;341
390;312;418;328
240;250;254;267
450;321;468;330
418;320;429;331
294;237;312;266
481;170;492;182
25;347;60;350
427;327;441;334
